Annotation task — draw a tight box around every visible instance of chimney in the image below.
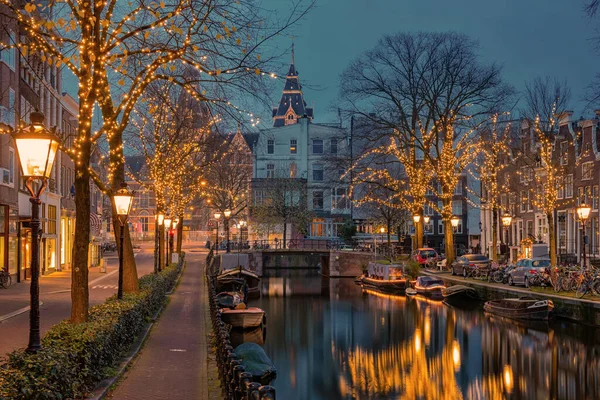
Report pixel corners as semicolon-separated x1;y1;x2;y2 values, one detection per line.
557;110;574;126
595;109;600;119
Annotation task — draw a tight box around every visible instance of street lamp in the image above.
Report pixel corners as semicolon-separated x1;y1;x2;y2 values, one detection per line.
423;216;430;246
224;209;232;253
502;213;513;260
113;183;134;300
577;203;592;268
214;212;221;255
164;217;172;266
451;215;460;257
155;212;164;273
12;111;60;352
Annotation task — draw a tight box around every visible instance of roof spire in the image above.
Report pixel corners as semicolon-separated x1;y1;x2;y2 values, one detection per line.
291;36;295;65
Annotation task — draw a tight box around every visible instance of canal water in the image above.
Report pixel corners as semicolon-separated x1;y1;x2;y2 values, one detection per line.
252;269;600;400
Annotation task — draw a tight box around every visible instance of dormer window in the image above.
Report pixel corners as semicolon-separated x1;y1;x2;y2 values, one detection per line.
285;113;296;125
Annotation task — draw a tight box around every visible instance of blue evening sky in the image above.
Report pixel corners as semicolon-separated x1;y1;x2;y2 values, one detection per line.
263;0;600;124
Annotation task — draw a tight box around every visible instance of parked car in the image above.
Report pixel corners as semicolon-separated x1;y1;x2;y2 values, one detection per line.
508;257;551;287
451;254;492;276
412;248;439;266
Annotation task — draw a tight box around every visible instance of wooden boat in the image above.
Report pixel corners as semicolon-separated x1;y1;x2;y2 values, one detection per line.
360;262;407;294
414;276;445;300
216;291;244;309
483;298;554;321
220;307;265;329
442;285;480;302
218;267;260;296
216;276;247;293
229;326;265;348
354;274;365;284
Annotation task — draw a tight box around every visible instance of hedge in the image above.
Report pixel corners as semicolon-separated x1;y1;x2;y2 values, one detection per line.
0;256;184;400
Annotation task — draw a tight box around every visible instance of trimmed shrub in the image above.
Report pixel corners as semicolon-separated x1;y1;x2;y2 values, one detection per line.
0;255;184;399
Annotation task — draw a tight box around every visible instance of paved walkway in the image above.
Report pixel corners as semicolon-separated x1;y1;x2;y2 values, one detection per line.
0;250;154;356
107;250;221;400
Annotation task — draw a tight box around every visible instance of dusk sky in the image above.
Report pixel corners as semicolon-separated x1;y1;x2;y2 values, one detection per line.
262;0;600;124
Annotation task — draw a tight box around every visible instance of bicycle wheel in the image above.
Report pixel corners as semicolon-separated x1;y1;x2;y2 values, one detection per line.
561;277;573;292
592;279;600;296
576;282;588;299
0;273;9;289
492;271;503;283
553;277;562;293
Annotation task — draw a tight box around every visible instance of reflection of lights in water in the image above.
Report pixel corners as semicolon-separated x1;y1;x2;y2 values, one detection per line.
503;365;513;393
452;340;461;371
362;288;407;303
381;316;385;327
424;314;431;346
414;328;422;352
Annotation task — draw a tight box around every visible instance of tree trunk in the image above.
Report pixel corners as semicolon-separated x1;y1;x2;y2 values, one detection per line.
444;219;456;267
176;214;184;253
70;137;91;323
414;218;423;249
158;223;164;271
109;131;139;293
154;218;159;274
491;207;498;262
547;211;556;267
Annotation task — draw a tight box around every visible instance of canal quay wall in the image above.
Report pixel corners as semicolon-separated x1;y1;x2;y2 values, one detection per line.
432;273;600;326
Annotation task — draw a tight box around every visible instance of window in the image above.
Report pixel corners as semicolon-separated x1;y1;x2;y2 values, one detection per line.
526;220;534;237
578;187;584;206
424;204;434;216
452;200;462;215
560;141;569;165
312;191;323;210
266;164;275;178
565;175;573;198
1;30;16;70
438;220;445;235
140;217;149;232
289;162;297;178
254;190;265;205
454;182;462;195
332;188;349;210
290;139;297;154
267;139;274;154
312;139;323;154
594;186;599;210
582;161;594;181
312;164;323;181
330;139;338;154
521;190;528;213
285;113;295;125
557;176;564;199
48;205;57;234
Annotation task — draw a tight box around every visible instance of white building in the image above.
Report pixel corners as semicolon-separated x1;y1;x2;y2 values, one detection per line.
251;53;351;239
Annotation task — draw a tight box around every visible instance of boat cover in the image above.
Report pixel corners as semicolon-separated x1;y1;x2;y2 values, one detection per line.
235;342;277;383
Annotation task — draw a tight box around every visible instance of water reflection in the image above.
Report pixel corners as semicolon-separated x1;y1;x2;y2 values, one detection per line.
255;270;600;399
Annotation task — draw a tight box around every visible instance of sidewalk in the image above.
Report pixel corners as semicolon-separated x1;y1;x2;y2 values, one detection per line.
107;251;221;399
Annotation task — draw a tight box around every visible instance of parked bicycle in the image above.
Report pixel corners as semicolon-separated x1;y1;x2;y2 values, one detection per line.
1;267;11;289
575;268;600;298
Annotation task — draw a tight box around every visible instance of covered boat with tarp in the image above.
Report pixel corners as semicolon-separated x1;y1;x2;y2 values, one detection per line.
234;342;277;385
414;276;445;300
360;262;407;294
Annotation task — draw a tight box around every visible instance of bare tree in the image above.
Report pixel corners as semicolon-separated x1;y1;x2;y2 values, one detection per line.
340;32;514;265
521;77;572;267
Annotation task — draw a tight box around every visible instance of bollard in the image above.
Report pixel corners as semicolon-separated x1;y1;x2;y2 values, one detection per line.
229;365;245;398
245;382;261;400
258;386;276;400
235;372;253;400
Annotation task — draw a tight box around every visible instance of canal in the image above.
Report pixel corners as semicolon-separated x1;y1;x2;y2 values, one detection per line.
251;269;600;399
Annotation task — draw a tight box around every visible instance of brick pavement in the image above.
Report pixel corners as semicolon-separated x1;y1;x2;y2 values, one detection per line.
0;250;155;356
107;250;222;400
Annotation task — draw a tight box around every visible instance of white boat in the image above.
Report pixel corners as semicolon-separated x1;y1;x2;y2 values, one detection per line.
220;307;265;329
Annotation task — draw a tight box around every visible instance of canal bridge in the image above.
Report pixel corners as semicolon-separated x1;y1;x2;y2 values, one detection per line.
211;239;375;277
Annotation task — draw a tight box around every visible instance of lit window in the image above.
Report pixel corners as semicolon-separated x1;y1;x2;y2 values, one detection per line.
290;139;297;154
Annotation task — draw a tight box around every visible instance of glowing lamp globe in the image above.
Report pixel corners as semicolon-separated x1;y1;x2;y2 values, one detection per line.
157;213;165;226
214;212;221;220
451;216;460;228
224;209;232;218
577;204;591;221
413;214;421;223
501;213;512;227
423;216;430;224
113;183;134;217
164;217;172;229
13;111;59;179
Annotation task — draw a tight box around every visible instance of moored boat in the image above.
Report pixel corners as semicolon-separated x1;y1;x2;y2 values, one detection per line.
218;267;260;297
442;285;480;302
360;262;407;294
234;342;277;385
483;298;555;321
216;291;244;309
414;276;445;300
220;307;265;329
405;288;417;296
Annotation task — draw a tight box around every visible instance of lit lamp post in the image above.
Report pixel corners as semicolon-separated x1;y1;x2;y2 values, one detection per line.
214;212;221;255
413;214;421;250
156;213;164;273
577;203;591;268
451;215;460;257
164;217;172;267
502;213;512;262
224;209;232;253
171;218;178;259
423;215;430;247
12;111;60;352
113;183;134;300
